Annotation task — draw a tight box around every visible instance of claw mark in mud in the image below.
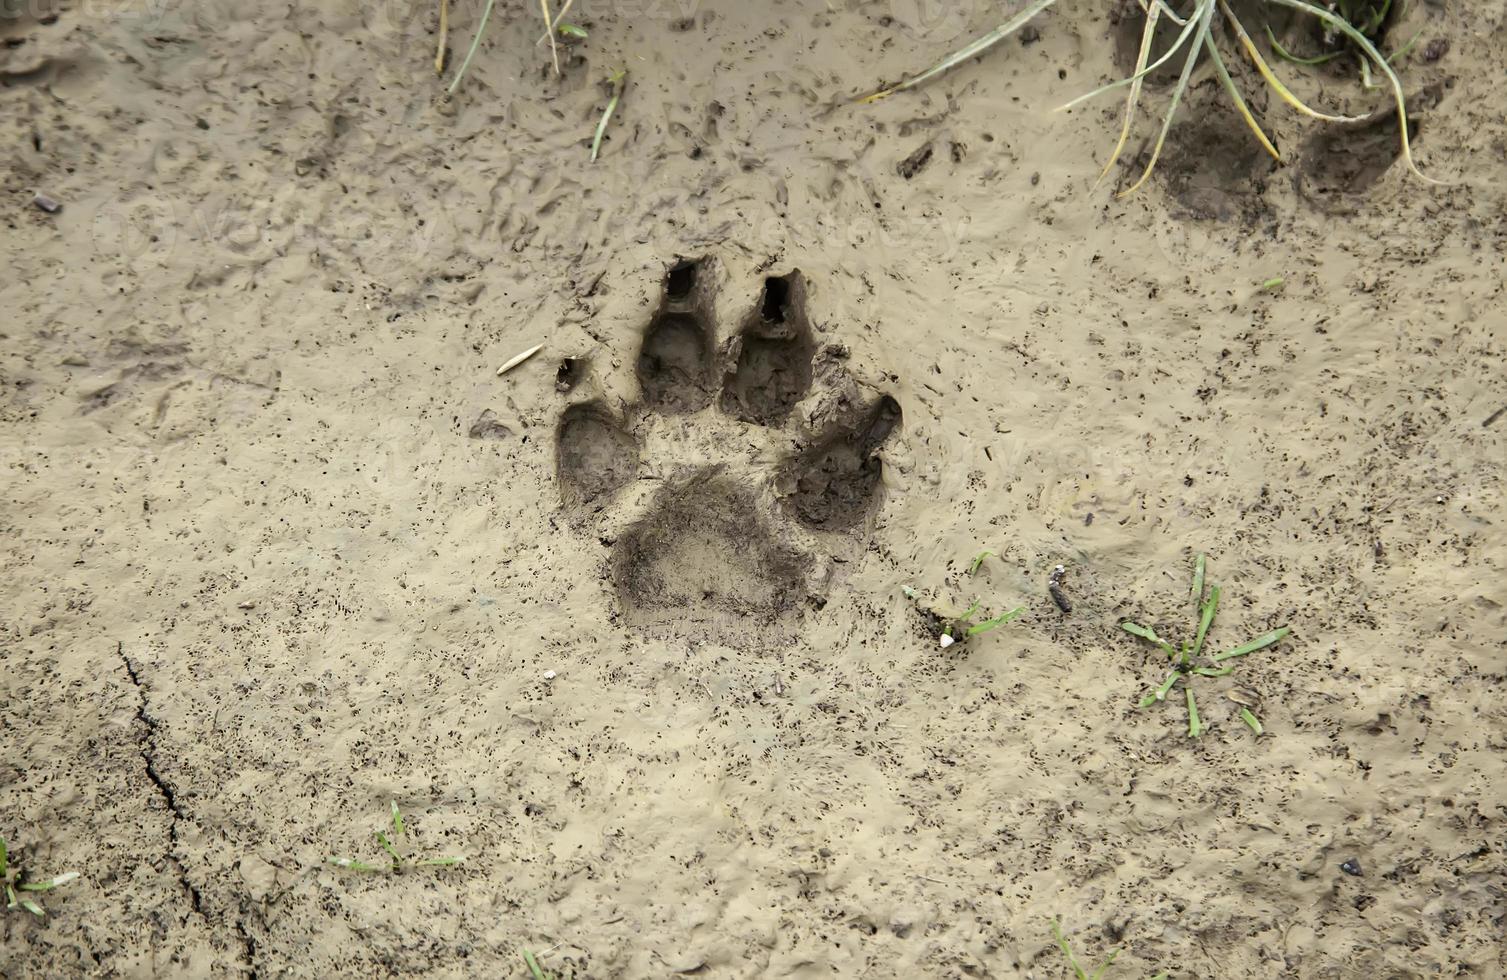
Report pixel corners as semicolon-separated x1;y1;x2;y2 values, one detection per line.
557;402;641;506
612;473;805;643
720;271;816;426
787;395;903;531
553;257;903;645
637;259;716;414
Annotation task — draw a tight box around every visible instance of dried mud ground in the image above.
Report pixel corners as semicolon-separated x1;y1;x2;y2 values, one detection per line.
3;0;1506;977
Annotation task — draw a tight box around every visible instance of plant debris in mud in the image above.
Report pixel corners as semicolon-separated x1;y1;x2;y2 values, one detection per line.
905;549;1024;648
328;802;465;874
1123;553;1288;738
2;834;79;917
857;0;1435;193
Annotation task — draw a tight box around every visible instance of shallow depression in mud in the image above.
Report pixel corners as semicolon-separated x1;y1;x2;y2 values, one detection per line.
611;473;805;644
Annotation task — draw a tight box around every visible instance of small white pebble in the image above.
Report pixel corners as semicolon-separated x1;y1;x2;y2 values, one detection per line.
543;670;557;680
939;635;955;649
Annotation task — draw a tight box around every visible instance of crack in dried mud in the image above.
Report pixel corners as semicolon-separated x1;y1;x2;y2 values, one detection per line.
118;642;259;978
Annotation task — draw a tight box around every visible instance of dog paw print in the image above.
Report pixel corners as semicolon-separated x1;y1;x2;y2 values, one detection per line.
554;258;903;646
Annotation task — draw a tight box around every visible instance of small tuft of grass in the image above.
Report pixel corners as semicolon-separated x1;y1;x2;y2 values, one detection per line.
328;802;465;874
855;0;1436;194
1124;553;1289;738
2;834;80;917
904;550;1024;648
1052;918;1170;979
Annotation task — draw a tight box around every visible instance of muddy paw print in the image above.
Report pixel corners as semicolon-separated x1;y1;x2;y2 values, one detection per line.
554;258;903;647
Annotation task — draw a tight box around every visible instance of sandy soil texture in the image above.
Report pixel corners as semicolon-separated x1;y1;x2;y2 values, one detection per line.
3;0;1505;976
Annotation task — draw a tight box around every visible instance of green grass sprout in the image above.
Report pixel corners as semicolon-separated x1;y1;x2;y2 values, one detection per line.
557;23;587;39
1123;553;1289;738
447;0;496;96
1261;276;1285;291
2;834;80;917
328;802;464;874
590;70;627;162
968;550;996;576
522;948;555;979
1052;919;1120;980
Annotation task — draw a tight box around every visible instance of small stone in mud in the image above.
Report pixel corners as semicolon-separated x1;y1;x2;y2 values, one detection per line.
32;192;61;213
1422;38;1449;63
1341;858;1363;877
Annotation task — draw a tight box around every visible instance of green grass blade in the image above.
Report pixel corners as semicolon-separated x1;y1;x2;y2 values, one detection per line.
523;949;548;980
1120;0;1215;197
1240;708;1265;735
0;834;8;877
1089;948;1121;980
1052;919;1087;980
857;0;1061;103
968;550;994;575
1094;0;1160;186
446;0;497;97
1122;622;1179;659
1186;687;1203;738
1264;23;1343;65
19;872;79;892
966;606;1023;636
1140;670;1180;707
591;71;627;163
20;897;45;916
375;831;402;865
1264;0;1439;183
1222;1;1366;123
1212;626;1290;661
390;801;405;836
415;856;465;867
328;857;385;872
1192;584;1220;658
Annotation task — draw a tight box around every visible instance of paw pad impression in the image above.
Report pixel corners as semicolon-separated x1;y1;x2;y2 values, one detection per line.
555;257;903;646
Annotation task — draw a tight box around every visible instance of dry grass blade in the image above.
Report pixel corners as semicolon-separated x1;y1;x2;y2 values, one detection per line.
1264;0;1439;183
536;0;576;45
1058;8;1204;113
855;0;1060;103
1096;0;1161;186
1120;0;1214;197
498;343;544;376
540;0;561;75
1205;31;1279;159
434;0;448;76
1220;0;1365;122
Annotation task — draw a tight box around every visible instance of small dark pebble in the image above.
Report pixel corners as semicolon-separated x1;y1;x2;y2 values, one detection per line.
1341;858;1363;877
196;117;210;130
1422;38;1449;63
1048;564;1073;614
32;192;61;213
